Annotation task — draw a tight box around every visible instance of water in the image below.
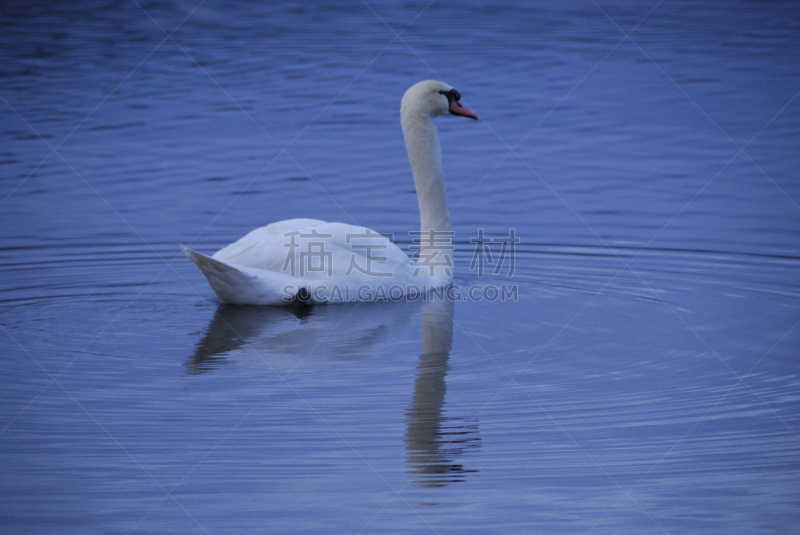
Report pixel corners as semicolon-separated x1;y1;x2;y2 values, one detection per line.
1;0;799;533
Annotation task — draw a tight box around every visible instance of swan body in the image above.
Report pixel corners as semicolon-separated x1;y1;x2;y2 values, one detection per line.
184;80;477;305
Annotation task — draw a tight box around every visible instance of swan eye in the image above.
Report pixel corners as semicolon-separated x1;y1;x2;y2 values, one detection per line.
439;89;462;103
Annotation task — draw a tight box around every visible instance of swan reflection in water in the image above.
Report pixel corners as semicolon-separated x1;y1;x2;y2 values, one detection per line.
404;299;480;488
187;304;312;374
188;300;415;372
187;298;479;487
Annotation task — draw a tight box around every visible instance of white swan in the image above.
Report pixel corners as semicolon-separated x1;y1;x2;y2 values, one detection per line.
183;80;477;305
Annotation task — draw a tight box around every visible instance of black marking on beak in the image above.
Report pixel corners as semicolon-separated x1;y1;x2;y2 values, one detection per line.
439;88;477;120
439;89;462;104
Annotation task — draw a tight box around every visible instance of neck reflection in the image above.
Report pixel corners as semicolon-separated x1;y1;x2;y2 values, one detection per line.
405;299;479;488
186;299;480;487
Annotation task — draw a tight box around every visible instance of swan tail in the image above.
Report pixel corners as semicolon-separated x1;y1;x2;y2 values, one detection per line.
181;246;265;304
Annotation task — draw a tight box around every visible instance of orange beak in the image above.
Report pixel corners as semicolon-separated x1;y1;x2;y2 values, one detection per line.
450;99;478;120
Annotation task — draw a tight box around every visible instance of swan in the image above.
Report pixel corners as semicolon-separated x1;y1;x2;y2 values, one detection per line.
183;80;477;305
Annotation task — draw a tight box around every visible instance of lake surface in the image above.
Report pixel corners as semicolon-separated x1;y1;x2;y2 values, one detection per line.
1;0;799;533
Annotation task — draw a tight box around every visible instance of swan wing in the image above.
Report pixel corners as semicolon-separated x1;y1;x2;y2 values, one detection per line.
182;246;290;304
191;219;430;304
212;219;413;280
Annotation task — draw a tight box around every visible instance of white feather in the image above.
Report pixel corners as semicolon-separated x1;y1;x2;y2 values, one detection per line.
185;80;475;305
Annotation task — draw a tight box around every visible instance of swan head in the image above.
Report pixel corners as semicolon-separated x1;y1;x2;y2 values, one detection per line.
401;80;478;121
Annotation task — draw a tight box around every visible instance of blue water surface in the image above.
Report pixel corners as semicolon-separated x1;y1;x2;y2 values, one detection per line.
1;1;799;533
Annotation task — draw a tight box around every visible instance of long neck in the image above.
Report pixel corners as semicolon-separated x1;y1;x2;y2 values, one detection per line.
401;112;450;234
